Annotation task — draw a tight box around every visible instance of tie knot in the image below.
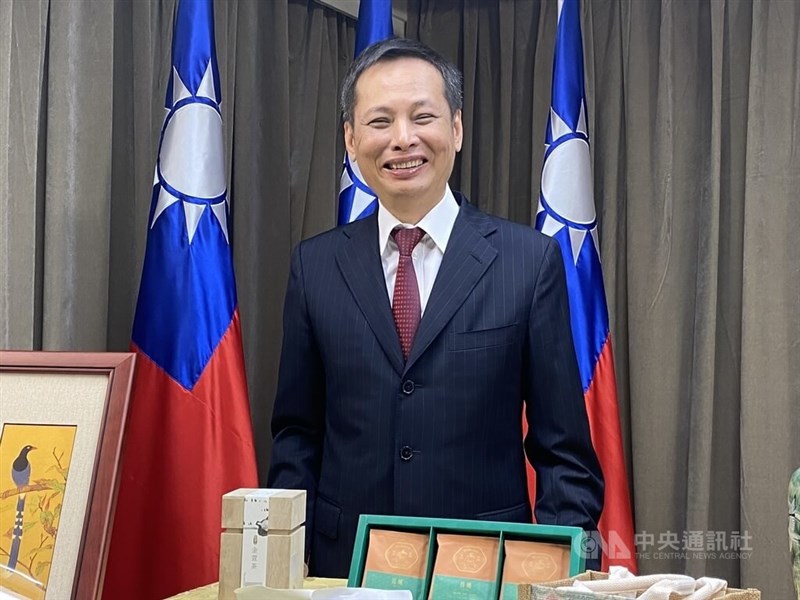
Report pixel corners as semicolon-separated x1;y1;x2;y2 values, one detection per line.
393;227;425;257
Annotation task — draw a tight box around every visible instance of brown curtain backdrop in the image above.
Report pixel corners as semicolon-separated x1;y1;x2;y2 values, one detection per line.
1;0;797;596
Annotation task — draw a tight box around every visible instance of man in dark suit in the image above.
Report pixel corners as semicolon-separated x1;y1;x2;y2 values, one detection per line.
267;37;603;578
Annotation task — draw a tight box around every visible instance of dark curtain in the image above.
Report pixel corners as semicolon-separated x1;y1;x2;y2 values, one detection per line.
409;0;800;595
1;0;797;596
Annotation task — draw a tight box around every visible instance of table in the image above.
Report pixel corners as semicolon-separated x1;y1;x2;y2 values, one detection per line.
165;578;349;599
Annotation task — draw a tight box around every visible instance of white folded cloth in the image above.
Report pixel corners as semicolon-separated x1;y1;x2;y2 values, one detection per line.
560;566;727;599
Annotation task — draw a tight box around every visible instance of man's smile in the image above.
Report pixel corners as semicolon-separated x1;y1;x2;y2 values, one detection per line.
385;158;427;170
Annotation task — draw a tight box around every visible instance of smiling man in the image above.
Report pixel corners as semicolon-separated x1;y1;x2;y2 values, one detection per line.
342;53;462;224
267;37;604;578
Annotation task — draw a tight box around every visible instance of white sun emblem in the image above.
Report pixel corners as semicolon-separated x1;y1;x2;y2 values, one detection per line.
537;101;599;265
150;60;229;244
341;156;377;222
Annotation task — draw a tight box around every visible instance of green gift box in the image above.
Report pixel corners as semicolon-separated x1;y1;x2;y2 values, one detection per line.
347;515;586;600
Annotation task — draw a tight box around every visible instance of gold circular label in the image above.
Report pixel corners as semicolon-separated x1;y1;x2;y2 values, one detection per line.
521;552;558;579
452;546;487;573
385;542;419;570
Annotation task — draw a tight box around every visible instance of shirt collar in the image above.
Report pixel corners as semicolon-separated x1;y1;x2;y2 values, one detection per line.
378;184;460;255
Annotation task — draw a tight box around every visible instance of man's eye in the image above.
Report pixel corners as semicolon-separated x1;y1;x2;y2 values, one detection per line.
415;114;435;123
369;118;390;127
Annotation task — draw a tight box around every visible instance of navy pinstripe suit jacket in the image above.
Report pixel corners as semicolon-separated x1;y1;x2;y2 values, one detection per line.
267;194;604;577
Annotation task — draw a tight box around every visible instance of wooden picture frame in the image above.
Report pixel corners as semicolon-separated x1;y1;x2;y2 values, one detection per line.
0;351;135;600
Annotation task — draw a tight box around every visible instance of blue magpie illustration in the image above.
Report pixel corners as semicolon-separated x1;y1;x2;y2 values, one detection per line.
8;444;35;570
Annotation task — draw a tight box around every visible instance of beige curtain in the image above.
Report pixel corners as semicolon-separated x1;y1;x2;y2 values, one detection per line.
1;0;797;596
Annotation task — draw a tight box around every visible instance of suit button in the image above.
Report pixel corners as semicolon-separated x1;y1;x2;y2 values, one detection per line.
399;446;414;461
402;380;415;394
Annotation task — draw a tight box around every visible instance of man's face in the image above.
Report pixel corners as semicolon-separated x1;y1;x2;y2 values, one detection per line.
344;57;463;217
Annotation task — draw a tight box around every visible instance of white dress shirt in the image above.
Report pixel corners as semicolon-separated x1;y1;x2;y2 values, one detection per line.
377;185;460;315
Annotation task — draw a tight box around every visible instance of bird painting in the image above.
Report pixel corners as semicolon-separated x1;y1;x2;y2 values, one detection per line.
0;423;76;594
8;444;35;570
790;467;800;600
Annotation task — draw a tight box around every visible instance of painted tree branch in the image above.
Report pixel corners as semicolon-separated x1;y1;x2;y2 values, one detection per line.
0;482;53;500
52;448;64;471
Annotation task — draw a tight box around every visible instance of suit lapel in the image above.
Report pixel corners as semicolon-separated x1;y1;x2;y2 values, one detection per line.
404;199;498;374
335;214;405;375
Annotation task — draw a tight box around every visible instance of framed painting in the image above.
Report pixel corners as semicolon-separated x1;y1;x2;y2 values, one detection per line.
0;351;135;600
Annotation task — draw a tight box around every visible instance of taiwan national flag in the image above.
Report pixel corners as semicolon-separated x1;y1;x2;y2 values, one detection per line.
102;0;258;598
533;0;637;572
337;0;393;225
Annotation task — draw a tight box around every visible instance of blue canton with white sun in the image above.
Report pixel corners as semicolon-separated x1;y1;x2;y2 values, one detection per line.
535;0;609;392
132;0;237;391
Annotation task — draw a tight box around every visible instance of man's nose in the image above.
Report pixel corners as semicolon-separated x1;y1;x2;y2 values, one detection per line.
391;119;416;150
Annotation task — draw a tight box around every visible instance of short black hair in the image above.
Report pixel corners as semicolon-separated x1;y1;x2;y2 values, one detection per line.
340;37;463;125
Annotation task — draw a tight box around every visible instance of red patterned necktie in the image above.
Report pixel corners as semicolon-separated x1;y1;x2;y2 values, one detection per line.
392;227;426;361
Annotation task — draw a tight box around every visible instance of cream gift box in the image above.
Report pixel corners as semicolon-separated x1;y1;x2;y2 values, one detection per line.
219;488;307;600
